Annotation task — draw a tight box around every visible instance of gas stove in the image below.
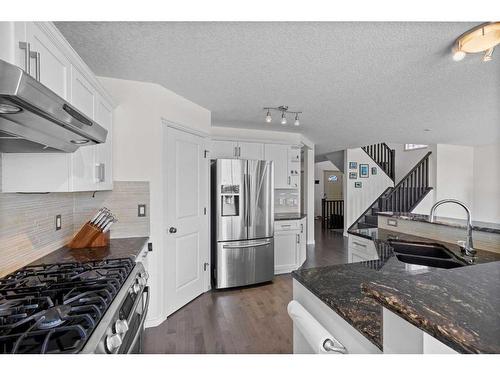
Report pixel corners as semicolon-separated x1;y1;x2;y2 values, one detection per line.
0;258;149;354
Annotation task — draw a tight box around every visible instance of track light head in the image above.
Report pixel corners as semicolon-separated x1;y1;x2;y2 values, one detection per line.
265;110;272;123
281;112;287;125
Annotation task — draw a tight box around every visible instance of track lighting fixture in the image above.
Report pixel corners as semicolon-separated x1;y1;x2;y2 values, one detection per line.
263;105;302;126
452;22;500;62
265;110;272;123
281;112;287;125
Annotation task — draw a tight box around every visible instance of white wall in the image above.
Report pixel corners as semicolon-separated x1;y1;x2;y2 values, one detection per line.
387;143;430;184
473;142;500;223
314;160;339;217
99;77;211;327
412;144;476;221
344;148;394;234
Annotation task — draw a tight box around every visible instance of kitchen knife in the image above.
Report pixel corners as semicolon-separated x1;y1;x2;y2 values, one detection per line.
91;208;106;224
92;208;109;225
96;213;110;228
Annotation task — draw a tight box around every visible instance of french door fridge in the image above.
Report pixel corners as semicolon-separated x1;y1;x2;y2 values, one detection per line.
211;159;274;289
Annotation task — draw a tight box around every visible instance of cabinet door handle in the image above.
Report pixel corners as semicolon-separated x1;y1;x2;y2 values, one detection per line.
300;223;303;233
353;241;367;248
19;42;31;74
234;146;238;157
30;50;40;81
96;163;105;182
288;176;291;185
238;146;241;157
296;234;300;244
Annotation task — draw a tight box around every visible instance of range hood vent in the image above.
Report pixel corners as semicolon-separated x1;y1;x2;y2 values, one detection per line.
0;59;107;153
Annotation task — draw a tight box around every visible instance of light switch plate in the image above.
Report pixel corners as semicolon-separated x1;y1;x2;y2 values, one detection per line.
55;215;62;230
138;204;146;217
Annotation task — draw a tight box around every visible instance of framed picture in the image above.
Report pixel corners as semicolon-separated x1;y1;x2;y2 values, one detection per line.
349;162;357;169
354;181;362;188
349;172;357;179
371;167;377;175
359;164;369;178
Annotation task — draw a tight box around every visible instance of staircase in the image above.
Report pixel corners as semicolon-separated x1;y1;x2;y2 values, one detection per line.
350;150;432;230
362;143;395;181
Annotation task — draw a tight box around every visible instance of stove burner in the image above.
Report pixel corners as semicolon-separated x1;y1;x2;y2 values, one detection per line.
0;258;134;354
36;304;71;329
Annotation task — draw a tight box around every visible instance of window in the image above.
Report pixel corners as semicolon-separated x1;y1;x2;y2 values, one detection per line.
404;144;427;151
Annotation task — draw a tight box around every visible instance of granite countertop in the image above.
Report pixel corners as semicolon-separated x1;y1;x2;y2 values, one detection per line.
292;228;500;351
362;261;500;353
377;211;500;235
30;237;149;266
274;213;306;221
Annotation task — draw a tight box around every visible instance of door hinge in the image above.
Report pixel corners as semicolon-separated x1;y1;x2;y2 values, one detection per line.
203;262;209;271
204;150;209;158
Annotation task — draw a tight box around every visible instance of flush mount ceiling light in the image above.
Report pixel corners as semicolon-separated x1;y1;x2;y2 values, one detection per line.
263;105;302;126
452;22;500;62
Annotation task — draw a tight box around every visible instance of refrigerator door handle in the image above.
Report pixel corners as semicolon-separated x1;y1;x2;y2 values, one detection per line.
222;240;271;249
243;173;248;227
247;173;251;227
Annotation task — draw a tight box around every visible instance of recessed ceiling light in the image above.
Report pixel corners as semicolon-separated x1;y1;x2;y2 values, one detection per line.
424;129;431;132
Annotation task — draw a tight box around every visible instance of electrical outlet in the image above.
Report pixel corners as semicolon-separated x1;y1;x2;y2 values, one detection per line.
138;204;146;217
55;215;62;231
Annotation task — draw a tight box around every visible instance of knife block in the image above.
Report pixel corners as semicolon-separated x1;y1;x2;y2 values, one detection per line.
68;221;110;249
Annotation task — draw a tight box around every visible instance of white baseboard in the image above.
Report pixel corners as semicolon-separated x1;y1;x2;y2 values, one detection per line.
144;314;166;329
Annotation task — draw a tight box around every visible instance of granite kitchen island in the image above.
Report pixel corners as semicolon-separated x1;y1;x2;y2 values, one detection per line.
292;221;500;354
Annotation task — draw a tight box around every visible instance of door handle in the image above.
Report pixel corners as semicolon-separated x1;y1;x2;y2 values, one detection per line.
169;227;177;234
223;241;271;249
296;234;300;244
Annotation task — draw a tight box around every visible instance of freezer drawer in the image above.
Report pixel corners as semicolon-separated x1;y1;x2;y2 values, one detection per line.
215;238;274;289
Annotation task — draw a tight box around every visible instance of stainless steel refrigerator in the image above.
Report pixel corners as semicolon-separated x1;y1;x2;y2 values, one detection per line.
210;159;274;289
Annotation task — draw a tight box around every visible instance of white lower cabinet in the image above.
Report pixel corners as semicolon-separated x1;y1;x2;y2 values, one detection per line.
274;218;306;274
348;234;379;263
292;279;381;354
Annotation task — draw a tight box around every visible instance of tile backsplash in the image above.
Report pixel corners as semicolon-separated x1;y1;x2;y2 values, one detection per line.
0;179;150;277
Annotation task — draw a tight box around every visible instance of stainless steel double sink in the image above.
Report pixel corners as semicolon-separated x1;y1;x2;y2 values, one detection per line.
388;240;469;269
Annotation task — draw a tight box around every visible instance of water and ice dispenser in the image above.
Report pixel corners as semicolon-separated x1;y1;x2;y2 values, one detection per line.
221;184;240;216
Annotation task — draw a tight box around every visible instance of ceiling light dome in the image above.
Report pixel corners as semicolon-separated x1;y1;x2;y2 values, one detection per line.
452;22;500;62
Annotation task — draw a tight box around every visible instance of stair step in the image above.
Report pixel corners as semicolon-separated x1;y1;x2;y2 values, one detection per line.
364;215;378;225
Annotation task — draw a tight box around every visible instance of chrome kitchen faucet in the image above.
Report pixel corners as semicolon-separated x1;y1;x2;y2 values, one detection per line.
429;199;476;257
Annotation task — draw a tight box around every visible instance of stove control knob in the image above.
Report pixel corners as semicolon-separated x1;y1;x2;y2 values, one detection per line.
138;276;147;286
106;333;123;352
115;319;129;335
132;283;141;294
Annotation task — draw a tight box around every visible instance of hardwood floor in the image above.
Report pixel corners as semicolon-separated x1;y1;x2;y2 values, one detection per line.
143;219;349;354
143;274;293;353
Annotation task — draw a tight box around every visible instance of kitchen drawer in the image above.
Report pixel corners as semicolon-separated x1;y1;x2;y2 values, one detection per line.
348;234;379;263
275;220;301;232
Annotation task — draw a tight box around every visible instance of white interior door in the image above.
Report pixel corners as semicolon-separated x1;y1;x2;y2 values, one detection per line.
165;126;208;316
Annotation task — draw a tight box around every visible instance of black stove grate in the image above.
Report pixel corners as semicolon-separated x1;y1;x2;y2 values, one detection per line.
0;258;134;354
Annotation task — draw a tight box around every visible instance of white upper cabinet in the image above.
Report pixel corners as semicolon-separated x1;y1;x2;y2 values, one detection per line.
210;141;264;160
25;23;71;100
264;144;291;189
70;67;97;191
0;22;114;193
95;96;113;190
238;142;264;160
210;140;237;159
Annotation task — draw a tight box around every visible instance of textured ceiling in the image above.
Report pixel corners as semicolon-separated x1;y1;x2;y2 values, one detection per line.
55;22;499;155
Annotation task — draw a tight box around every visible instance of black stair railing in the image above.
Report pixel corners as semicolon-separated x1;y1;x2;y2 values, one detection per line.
322;199;344;229
361;143;395;181
380;151;432;213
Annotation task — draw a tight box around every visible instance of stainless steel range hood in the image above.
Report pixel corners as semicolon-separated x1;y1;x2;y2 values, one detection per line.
0;59;107;153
